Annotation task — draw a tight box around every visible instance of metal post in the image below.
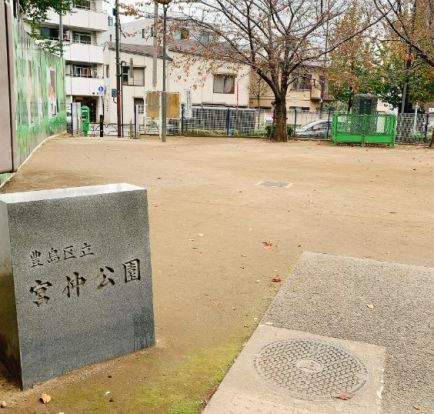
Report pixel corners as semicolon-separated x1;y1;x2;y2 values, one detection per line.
226;108;230;136
121;62;125;137
326;109;331;139
413;104;418;136
161;3;168;142
99;114;104;137
293;108;297;137
423;113;429;142
181;103;185;135
114;0;121;138
134;105;137;138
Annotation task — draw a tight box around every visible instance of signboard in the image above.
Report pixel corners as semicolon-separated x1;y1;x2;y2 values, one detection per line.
146;92;160;118
97;85;105;95
0;0;16;173
183;90;192;118
264;113;273;125
167;93;180;119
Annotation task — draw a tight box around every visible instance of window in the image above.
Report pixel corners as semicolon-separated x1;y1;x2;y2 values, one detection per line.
109;34;112;42
150;26;155;38
108;16;114;27
105;65;109;78
40;27;59;40
200;31;212;44
73;0;90;9
142;29;145;39
122;66;130;85
132;67;144;86
213;74;235;94
73;31;92;44
174;28;190;40
134;98;144;114
293;73;312;90
72;65;92;78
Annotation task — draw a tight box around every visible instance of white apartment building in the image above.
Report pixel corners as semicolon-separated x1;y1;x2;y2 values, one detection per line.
39;0;110;121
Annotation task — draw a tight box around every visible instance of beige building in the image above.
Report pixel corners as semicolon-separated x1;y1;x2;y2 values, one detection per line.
249;63;327;112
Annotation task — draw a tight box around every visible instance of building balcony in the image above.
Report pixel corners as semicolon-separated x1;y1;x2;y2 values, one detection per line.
45;7;108;32
310;87;322;101
63;42;104;64
65;75;104;97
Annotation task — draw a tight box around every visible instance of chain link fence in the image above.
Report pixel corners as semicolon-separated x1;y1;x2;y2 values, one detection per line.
396;113;434;144
82;108;434;144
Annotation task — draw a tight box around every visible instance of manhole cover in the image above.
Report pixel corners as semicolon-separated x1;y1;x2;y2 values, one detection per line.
254;339;369;401
257;181;292;188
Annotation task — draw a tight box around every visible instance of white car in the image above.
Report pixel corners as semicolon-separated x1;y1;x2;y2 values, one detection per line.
295;119;331;138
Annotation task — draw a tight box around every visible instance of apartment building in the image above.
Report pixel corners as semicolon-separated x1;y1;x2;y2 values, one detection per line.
249;64;328;113
38;0;110;121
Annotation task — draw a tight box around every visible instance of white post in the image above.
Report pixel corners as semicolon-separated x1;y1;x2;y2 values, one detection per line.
413;104;418;135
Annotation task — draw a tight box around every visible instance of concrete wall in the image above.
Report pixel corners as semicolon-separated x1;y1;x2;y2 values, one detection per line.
0;17;66;186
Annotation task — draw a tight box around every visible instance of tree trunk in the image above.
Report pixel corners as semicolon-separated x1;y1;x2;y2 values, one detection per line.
429;128;434;148
272;98;288;142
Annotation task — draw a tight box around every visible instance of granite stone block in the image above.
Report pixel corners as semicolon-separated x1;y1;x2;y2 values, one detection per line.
0;184;155;389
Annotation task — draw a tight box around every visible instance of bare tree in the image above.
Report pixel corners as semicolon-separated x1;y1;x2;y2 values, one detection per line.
373;0;434;67
174;0;382;141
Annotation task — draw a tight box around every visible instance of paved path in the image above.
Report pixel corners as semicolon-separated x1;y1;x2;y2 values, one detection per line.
1;137;434;413
204;252;434;414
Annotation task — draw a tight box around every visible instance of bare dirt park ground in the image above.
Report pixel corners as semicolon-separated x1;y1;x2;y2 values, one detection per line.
0;136;433;413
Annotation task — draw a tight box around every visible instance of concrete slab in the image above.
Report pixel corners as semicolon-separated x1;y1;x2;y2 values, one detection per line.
203;326;385;414
204;252;434;414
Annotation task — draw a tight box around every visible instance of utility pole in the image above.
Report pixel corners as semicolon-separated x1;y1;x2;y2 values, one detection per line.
114;0;122;137
152;1;158;89
161;2;168;142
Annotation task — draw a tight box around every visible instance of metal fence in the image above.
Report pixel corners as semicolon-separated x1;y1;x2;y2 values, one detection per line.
82;108;434;144
396;113;434;143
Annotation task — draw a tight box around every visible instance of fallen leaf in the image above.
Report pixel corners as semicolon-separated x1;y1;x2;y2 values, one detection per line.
335;391;353;400
262;241;273;249
197;233;204;237
0;401;7;408
367;304;374;309
241;254;247;257
413;405;421;410
40;394;52;404
272;278;282;283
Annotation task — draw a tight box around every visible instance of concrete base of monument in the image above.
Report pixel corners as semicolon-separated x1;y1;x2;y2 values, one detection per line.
203;252;434;413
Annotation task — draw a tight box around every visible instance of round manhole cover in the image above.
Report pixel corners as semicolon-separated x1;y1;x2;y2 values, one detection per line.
254;339;369;401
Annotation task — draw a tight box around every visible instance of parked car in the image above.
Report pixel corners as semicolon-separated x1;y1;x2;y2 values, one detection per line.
295;119;331;138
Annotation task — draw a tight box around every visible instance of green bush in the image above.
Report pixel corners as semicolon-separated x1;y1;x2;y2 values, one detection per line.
265;125;294;138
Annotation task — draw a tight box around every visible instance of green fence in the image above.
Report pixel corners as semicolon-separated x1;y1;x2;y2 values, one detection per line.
332;114;396;146
0;20;66;186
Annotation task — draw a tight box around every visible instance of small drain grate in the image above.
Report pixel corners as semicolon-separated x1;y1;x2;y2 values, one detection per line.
257;181;292;188
254;339;368;401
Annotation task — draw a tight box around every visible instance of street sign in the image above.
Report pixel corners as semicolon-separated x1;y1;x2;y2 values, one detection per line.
97;85;105;95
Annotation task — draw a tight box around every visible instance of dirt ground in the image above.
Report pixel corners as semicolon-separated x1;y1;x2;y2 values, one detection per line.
0;136;433;414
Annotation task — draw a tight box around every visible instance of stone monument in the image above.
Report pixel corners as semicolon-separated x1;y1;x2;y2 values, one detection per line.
0;184;155;389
